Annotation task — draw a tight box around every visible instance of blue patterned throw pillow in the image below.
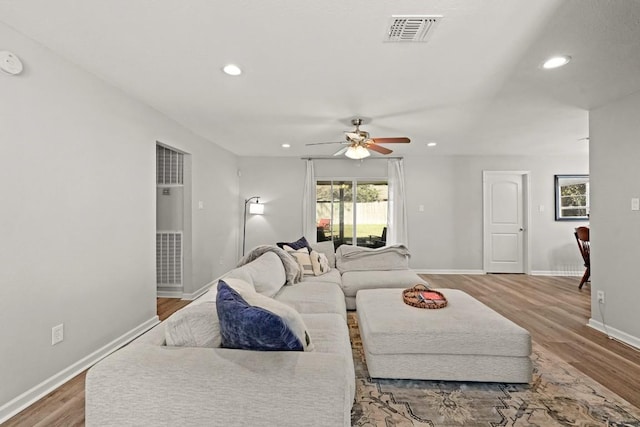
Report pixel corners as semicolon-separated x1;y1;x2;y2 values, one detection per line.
216;280;305;351
276;236;312;252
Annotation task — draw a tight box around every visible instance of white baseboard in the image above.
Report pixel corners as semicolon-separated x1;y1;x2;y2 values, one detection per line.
157;280;215;300
182;280;215;301
587;318;640;350
414;269;485;275
157;289;183;298
0;316;159;424
531;270;582;277
416;269;582;277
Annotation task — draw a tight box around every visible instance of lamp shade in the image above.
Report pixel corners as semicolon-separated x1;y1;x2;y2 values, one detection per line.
249;202;264;215
345;145;371;160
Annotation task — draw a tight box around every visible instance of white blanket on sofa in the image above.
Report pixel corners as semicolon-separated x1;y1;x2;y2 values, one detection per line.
238;245;302;284
336;244;410;272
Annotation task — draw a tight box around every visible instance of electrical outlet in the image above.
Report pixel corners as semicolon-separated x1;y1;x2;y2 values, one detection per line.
52;324;64;345
597;291;605;304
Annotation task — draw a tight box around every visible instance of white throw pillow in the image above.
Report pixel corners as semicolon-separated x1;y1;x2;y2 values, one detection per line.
165;302;221;348
309;250;322;275
231;280;314;352
309;250;331;275
285;246;314;276
318;252;331;273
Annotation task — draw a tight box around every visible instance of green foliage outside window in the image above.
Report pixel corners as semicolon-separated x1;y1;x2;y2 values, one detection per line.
555;175;589;220
316;183;386;203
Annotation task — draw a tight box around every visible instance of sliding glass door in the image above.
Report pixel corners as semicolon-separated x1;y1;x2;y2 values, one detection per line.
316;180;387;249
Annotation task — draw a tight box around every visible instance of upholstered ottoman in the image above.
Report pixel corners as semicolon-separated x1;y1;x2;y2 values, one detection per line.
356;288;532;383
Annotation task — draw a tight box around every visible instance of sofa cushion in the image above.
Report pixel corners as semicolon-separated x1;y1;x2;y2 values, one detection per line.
223;252;285;298
301;268;341;286
301;313;353;357
311;241;336;268
216;280;313;351
274;281;346;321
164;302;221;348
336;244;410;272
341;270;427;298
220;277;255;295
276;236;312;252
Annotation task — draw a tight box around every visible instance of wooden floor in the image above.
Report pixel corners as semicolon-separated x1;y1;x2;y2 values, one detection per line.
421;274;640;409
4;275;639;426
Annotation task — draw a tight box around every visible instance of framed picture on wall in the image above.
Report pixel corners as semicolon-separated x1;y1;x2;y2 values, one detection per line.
554;174;590;221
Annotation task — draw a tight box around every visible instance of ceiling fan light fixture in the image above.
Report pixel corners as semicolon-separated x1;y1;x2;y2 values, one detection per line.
541;55;571;69
345;145;371;160
222;64;242;76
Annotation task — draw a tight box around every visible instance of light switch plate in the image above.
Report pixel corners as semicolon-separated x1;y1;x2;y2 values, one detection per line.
632;198;639;211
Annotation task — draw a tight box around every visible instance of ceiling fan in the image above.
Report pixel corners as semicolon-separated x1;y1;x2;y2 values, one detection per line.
306;118;410;159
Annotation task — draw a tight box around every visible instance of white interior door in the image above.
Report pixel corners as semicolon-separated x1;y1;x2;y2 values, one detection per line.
483;172;526;273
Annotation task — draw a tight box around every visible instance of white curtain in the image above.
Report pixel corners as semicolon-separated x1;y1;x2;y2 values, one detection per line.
387;158;408;245
302;159;317;242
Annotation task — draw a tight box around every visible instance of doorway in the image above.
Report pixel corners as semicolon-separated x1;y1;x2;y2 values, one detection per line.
156;143;191;297
483;171;530;274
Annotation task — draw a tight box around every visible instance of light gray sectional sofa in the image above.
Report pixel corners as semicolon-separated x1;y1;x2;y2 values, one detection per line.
85;241;425;426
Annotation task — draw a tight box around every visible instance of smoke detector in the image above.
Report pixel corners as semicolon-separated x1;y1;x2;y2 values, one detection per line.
0;51;23;75
385;15;442;42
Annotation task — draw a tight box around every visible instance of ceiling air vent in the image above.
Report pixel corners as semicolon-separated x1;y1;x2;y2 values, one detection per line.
385;15;442;42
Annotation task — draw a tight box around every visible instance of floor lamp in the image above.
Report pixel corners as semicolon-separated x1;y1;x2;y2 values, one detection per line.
242;196;264;256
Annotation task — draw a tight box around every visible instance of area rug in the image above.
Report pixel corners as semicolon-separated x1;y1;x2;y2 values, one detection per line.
348;313;640;426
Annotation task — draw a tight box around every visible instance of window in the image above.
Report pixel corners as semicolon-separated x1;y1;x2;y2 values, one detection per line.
554;175;590;221
316;180;388;248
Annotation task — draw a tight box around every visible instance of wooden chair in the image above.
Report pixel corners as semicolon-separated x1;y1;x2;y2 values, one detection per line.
574;226;590;289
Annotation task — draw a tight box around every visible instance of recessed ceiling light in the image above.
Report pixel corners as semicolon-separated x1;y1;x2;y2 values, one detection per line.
427;142;437;147
281;143;291;148
542;55;571;69
222;64;242;76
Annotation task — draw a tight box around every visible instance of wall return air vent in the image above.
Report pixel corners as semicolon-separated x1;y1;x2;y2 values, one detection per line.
385;15;442;42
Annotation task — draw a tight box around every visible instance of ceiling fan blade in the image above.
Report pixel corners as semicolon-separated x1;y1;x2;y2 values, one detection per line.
305;141;346;146
370;137;410;144
367;144;393;155
333;146;350;156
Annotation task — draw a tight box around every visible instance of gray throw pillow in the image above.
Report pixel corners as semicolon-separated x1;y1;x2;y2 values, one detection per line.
165;302;221;348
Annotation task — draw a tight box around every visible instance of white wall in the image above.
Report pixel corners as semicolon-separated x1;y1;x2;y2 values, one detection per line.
589;89;640;347
238;155;588;273
404;155;589;273
0;22;238;418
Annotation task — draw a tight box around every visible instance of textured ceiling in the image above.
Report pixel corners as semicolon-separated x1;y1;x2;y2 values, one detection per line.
1;0;639;157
